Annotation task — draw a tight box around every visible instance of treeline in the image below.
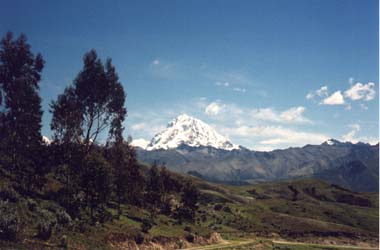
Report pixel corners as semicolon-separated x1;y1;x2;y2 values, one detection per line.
0;32;198;239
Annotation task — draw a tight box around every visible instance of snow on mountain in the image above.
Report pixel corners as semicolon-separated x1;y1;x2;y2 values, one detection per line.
131;138;150;149
42;136;52;145
146;114;239;151
322;138;347;146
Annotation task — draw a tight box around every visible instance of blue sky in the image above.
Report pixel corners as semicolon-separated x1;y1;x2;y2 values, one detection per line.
0;0;378;150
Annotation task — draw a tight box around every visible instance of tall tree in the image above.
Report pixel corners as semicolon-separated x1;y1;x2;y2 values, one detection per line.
177;181;199;222
50;50;126;212
125;141;144;206
0;32;44;192
50;49;126;154
145;162;164;217
107;141;129;218
82;151;112;220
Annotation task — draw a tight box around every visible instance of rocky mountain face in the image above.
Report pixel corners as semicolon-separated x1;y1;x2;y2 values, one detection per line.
134;114;379;192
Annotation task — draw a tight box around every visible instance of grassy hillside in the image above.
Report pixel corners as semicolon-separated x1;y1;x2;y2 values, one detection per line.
0;169;378;250
194;178;378;239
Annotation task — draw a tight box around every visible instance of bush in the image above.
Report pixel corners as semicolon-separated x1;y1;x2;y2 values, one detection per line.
141;219;152;233
213;204;223;211
59;235;68;250
135;232;145;244
36;209;57;240
42;201;71;226
27;198;38;211
0;200;21;241
56;209;71;225
0;184;19;202
186;233;195;242
37;220;54;240
222;206;232;213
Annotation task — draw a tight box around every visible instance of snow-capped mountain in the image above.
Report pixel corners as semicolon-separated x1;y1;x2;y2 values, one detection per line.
144;114;239;151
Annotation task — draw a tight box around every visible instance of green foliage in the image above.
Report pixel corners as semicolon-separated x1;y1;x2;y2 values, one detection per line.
0;200;21;241
36;208;57;240
50;49;126;153
82;152;112;220
141;219;153;233
0;32;45;193
145;163;163;215
0;183;19;202
177;181;199;222
26;198;37;211
125;146;145;206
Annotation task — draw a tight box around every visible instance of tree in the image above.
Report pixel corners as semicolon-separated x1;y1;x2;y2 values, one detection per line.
50;49;126;154
125;141;144;206
145;162;163;217
50;50;126;215
107;141;129;218
82;152;112;220
0;32;44;193
177;181;199;222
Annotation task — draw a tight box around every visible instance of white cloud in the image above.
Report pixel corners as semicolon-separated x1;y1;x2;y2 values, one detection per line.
345;103;352;110
306;93;314;100
342;123;361;142
359;103;368;110
340;123;378;144
251;106;311;124
316;86;328;97
131;138;150;149
131;123;147;131
220;125;328;149
348;77;354;85
344;82;376;101
215;81;230;87
152;59;160;65
306;85;328;100
215;81;247;94
233;87;246;93
279;106;310;123
205;102;226;116
321;91;345;105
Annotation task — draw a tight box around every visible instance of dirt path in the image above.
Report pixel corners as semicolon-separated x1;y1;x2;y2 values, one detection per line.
180;238;379;250
272;240;379;250
179;239;256;250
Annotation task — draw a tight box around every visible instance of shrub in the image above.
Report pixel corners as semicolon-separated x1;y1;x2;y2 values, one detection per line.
0;184;19;202
186;233;195;242
59;235;68;250
27;198;38;211
135;232;145;244
37;220;54;240
213;204;223;211
141;219;152;233
0;200;21;241
36;209;57;240
56;209;71;225
222;206;232;213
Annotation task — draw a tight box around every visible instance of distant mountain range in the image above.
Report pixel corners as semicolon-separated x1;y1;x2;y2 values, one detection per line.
133;114;379;192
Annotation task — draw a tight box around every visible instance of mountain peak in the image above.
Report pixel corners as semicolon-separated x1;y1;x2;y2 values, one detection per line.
323;138;342;145
146;114;239;151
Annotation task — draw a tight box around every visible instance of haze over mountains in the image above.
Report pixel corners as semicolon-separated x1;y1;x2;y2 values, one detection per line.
133;114;379;192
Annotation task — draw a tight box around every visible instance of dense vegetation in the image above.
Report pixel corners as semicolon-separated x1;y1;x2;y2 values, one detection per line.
0;32;199;249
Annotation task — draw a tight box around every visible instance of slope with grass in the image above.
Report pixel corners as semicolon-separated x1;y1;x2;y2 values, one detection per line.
0;169;378;250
